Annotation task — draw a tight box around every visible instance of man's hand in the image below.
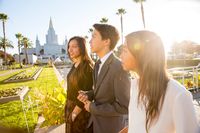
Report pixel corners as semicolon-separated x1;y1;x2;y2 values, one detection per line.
84;100;91;112
77;91;91;112
77;91;88;104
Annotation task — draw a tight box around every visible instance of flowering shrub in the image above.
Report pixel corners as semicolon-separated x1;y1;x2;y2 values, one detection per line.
33;87;66;127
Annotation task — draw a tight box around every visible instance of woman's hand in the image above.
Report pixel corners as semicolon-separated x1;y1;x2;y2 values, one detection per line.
71;112;77;122
84;100;91;112
71;106;81;122
118;126;128;133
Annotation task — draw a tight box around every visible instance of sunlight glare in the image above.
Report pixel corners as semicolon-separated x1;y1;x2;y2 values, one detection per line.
147;0;200;53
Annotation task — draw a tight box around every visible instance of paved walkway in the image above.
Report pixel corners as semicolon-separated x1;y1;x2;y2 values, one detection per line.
34;115;65;133
0;69;20;77
34;124;65;133
47;124;65;133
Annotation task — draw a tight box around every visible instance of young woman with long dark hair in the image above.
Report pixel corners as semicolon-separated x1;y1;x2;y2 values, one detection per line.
120;30;199;133
65;36;93;133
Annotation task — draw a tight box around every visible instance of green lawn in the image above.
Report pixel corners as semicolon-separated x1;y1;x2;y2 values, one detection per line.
0;69;25;83
0;69;12;75
13;66;39;78
0;67;65;133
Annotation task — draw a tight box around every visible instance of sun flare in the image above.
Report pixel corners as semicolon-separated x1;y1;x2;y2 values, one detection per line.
147;0;200;53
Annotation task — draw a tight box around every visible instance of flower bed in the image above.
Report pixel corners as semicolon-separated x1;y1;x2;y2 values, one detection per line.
3;67;43;83
0;86;29;104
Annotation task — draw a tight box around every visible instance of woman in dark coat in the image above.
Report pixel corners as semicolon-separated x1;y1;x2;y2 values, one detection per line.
65;36;93;133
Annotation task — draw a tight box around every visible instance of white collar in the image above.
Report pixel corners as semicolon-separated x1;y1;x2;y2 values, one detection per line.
99;51;113;66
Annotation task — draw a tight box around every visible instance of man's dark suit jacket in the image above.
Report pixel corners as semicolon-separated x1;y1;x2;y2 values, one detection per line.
87;53;130;133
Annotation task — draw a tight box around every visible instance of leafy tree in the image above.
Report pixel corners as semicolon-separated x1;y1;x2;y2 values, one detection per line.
0;37;14;50
0;37;14;64
0;50;15;63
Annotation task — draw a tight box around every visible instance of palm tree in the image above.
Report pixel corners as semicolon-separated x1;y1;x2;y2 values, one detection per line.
100;17;108;23
133;0;146;28
0;37;14;49
84;35;88;39
116;8;126;45
15;33;23;67
0;13;8;64
21;37;32;64
88;28;93;33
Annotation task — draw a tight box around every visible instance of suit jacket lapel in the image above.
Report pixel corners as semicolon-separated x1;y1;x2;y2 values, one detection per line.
94;54;114;95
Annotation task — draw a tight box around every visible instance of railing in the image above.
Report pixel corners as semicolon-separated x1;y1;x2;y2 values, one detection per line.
168;64;200;105
168;64;200;91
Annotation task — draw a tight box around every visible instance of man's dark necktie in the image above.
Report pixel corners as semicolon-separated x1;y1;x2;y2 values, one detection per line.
94;59;101;84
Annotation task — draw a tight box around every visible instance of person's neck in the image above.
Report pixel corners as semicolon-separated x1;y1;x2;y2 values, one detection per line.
74;57;82;68
97;49;111;59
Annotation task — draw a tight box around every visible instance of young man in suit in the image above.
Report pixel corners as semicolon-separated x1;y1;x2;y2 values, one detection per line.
78;23;130;133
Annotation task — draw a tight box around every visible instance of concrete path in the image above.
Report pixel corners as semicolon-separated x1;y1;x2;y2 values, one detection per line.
0;69;20;77
34;116;65;133
47;124;65;133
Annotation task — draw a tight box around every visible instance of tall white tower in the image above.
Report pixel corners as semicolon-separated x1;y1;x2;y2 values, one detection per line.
35;35;41;55
45;17;58;45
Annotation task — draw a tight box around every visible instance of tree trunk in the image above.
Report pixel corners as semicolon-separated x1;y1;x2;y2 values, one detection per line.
120;15;124;45
25;47;28;64
2;21;7;65
140;2;145;29
18;41;22;67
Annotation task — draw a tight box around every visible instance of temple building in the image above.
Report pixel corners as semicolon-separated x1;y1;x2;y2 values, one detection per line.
20;18;68;64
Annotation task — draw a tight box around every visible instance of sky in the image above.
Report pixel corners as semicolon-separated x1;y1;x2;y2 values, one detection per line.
0;0;200;54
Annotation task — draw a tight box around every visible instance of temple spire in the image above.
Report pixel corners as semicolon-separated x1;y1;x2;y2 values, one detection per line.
36;35;40;46
36;35;39;41
46;17;58;44
49;17;53;29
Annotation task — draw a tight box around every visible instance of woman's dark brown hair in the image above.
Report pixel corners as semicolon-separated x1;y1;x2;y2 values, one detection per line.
67;36;93;89
126;30;169;132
